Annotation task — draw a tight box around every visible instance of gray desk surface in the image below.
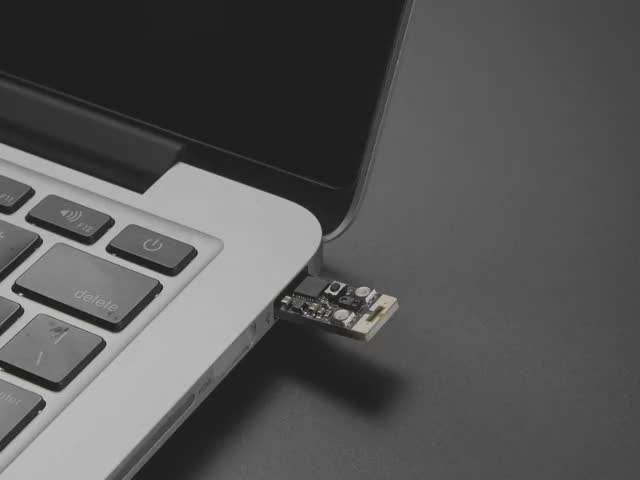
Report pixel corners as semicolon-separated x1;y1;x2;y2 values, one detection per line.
138;2;639;479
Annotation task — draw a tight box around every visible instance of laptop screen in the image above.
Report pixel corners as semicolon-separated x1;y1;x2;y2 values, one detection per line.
0;2;407;190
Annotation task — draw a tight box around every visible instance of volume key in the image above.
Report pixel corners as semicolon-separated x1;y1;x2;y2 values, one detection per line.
26;195;114;244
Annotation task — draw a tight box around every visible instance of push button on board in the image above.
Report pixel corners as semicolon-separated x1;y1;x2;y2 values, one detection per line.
26;195;114;244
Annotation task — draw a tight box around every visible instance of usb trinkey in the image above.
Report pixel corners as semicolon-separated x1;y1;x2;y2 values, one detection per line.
275;275;399;342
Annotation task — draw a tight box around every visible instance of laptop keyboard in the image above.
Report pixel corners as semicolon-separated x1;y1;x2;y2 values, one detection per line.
0;163;222;465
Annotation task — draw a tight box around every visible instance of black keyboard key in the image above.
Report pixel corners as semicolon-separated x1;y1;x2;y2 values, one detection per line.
0;220;42;282
26;195;114;244
0;314;105;391
0;297;22;335
107;225;197;276
0;175;34;214
13;244;162;331
0;379;44;450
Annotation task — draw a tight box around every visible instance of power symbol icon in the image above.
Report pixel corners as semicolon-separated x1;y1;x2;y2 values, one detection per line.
143;238;164;252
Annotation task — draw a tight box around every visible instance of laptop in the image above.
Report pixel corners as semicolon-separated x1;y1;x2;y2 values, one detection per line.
0;2;412;478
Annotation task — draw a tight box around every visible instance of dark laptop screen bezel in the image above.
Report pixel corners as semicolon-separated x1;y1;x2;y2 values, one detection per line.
0;2;412;236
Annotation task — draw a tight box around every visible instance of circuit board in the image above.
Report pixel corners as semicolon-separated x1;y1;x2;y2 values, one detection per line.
277;276;399;341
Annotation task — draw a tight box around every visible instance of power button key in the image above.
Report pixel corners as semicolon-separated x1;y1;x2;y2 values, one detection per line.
107;225;197;276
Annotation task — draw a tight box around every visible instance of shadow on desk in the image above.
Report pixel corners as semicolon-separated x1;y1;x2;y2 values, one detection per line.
136;322;407;479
